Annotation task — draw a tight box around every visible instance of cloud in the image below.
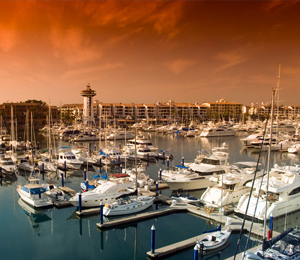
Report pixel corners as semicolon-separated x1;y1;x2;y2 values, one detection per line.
215;50;247;72
166;59;198;74
263;0;299;11
80;1;184;39
61;62;124;80
50;27;101;65
0;27;17;52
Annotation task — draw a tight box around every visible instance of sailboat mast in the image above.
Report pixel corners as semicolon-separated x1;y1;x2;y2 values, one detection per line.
263;87;276;246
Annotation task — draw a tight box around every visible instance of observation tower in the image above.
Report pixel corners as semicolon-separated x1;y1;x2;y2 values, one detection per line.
81;84;96;125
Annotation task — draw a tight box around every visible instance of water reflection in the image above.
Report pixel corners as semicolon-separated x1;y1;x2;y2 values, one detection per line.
18;198;52;236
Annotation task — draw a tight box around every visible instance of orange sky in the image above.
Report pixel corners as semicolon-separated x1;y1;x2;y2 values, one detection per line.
1;0;300;106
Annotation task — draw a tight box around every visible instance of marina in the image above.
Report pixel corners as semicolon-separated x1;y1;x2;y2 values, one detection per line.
1;128;300;260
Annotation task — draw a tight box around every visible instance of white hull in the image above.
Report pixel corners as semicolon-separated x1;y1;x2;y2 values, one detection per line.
198;228;231;251
166;177;213;191
103;196;154;216
69;193;119;208
69;180;135;208
235;193;300;220
200;186;249;207
17;186;53;208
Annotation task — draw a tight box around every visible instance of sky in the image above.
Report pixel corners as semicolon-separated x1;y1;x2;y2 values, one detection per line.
1;0;300;107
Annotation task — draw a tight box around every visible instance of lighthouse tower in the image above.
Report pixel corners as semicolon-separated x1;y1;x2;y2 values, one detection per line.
81;84;96;125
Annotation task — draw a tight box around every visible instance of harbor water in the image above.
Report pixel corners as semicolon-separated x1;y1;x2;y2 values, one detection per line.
1;131;300;260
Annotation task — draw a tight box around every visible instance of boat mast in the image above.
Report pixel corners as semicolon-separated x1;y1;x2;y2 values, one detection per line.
263;84;277;248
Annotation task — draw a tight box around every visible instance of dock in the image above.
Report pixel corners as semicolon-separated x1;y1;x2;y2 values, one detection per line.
76;193;272;259
96;207;187;229
90;201;271;259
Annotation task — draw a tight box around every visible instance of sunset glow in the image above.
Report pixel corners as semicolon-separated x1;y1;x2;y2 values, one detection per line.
1;0;300;106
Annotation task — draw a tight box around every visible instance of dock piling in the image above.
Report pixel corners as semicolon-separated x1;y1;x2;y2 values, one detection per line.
194;243;199;260
151;225;155;254
78;193;82;212
159;169;162;180
100;203;104;225
61;173;64;187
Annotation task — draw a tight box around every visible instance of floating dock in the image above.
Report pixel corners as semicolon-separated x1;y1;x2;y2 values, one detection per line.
75;192;274;259
96;207;186;229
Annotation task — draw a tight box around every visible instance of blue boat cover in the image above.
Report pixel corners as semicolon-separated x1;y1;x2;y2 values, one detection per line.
22;186;47;194
175;165;189;169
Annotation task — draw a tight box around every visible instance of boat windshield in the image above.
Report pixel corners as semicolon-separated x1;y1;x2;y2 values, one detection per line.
2;161;14;165
201;158;220;165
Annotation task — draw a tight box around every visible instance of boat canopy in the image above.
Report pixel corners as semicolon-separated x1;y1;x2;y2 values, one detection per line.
22;186;47;195
175;165;189;169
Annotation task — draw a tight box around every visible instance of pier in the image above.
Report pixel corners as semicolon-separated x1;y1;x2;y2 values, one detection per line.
91;198;271;259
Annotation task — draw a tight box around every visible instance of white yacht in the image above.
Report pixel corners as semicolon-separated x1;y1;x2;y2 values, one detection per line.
240;133;264;146
17;157;35;172
136;146;157;161
189;151;229;175
17;178;53;208
106;130;135;140
235;164;300;220
200;162;263;208
165;152;229;191
0;154;18;176
70;133;99;142
56;147;83;170
69;179;135;208
72;147;96;165
103;195;154;216
127;137;158;151
200;127;236;137
288;143;300;153
37;156;57;172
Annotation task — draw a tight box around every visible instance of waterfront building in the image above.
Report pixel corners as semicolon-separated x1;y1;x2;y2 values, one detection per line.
202;99;243;121
112;103;125;119
81;84;96;126
123;103;135;119
0;101;59;131
144;103;157;120
98;103;113;118
135;104;147;120
60;103;83;123
156;101;172;120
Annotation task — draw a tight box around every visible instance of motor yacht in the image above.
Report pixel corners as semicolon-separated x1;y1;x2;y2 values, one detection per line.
0;154;18;176
103;195;154;216
56;147;83;170
235;164;300;220
17;178;53;208
200;162;263;208
69;179;135;208
127;137;158;151
200;127;236;137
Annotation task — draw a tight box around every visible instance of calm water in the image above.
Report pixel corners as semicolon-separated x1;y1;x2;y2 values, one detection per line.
1;131;299;260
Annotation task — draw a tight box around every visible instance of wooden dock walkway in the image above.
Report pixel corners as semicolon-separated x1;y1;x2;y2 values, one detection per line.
76;194;271;259
96;206;187;229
